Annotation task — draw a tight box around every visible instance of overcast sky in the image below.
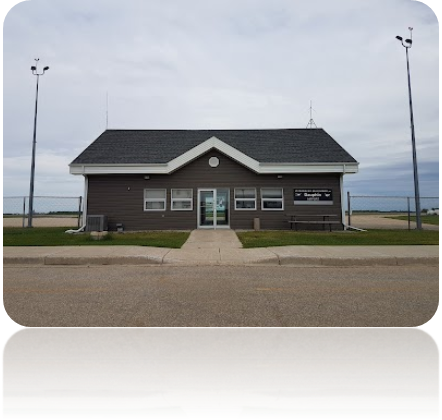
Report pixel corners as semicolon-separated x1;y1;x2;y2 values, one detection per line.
2;0;439;201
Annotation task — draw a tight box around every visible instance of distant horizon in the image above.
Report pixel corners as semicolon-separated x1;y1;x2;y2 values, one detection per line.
3;194;438;216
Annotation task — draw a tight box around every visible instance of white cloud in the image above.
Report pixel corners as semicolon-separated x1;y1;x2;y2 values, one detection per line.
1;0;439;198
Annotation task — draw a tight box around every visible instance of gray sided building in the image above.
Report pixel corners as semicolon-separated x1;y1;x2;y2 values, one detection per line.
69;129;358;231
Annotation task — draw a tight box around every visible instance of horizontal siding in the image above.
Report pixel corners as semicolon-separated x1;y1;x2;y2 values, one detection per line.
87;150;343;230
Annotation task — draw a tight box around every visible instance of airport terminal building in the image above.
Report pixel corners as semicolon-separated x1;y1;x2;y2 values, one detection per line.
69;129;358;231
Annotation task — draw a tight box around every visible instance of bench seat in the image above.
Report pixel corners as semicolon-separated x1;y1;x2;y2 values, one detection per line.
288;220;342;224
287;216;342;232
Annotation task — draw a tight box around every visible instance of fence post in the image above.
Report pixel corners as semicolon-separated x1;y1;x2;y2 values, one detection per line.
347;191;351;227
407;197;411;230
22;196;26;228
78;196;83;228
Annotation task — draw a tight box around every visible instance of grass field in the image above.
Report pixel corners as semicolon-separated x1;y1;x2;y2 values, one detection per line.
4;227;439;248
3;227;190;248
237;229;439;248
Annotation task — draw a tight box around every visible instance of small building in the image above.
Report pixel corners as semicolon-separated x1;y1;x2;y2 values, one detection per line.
69;129;358;230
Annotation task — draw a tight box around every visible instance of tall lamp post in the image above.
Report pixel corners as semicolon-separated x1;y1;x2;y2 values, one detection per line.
396;28;422;230
28;59;49;228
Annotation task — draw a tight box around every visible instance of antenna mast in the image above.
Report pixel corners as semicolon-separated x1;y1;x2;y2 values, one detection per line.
105;91;109;129
306;100;318;128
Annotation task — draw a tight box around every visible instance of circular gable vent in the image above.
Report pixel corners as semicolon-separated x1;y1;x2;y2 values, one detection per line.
209;157;220;168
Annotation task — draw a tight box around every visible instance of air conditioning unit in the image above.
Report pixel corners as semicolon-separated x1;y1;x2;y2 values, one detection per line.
86;215;108;232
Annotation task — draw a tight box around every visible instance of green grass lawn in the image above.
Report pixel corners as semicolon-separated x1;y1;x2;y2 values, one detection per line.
237;229;439;248
386;215;439;226
3;227;190;248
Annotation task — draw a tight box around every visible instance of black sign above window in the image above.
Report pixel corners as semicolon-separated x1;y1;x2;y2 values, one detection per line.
294;189;333;205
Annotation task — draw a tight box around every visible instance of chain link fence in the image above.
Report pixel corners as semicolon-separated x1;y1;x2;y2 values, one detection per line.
346;194;439;230
3;196;83;228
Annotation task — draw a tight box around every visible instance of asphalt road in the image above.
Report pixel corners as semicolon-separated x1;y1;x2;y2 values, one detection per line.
3;266;440;397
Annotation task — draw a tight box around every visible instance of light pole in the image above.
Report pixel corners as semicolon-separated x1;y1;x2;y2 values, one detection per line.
28;59;49;228
396;28;422;230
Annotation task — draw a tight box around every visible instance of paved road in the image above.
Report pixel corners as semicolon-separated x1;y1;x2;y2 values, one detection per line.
3;266;439;397
4;265;438;327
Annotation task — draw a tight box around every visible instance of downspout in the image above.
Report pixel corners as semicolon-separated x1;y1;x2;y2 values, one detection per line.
82;174;88;227
340;170;345;229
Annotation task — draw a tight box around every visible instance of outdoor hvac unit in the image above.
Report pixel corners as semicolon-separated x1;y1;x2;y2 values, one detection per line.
86;215;108;232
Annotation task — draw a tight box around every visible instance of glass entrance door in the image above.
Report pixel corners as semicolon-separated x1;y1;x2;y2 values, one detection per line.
198;189;229;228
199;190;215;227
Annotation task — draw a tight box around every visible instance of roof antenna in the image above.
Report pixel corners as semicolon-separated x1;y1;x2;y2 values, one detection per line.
105;91;109;130
306;100;317;128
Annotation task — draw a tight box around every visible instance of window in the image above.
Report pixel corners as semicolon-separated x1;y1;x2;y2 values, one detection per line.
171;189;193;211
235;188;256;210
261;188;284;210
144;189;166;211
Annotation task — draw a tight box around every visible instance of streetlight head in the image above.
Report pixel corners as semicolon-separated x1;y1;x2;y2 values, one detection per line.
405;39;412;45
30;66;36;71
43;66;49;71
396;36;403;41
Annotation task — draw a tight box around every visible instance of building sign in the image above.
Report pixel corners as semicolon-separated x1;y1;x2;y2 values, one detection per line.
294;189;333;205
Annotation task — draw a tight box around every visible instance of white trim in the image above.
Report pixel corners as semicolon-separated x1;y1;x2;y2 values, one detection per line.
261;188;284;211
340;174;345;228
169;137;259;173
171;188;193;211
234;188;257;211
82;175;88;226
69;136;359;175
197;188;230;229
258;163;359;174
143;188;167;211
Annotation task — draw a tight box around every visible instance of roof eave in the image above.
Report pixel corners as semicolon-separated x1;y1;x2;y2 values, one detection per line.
69;162;359;175
69;136;358;175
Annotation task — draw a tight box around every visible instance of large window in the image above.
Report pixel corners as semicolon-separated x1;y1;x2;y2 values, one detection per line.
261;188;284;210
144;189;166;211
171;189;193;211
234;188;256;210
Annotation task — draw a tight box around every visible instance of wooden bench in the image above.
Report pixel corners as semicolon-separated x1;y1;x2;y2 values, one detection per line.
286;214;342;232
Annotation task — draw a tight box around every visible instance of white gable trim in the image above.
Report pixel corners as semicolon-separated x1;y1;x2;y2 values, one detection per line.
69;136;359;175
167;136;260;173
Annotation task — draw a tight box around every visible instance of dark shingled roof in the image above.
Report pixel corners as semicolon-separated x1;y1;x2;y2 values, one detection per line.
70;129;357;165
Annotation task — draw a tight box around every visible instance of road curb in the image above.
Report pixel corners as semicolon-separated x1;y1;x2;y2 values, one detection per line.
44;255;164;265
3;255;439;267
270;256;440;267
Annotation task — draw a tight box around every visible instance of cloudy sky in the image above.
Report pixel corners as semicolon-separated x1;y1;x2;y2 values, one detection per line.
2;0;439;201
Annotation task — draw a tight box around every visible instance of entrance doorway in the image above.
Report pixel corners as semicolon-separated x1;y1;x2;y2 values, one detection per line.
198;189;230;228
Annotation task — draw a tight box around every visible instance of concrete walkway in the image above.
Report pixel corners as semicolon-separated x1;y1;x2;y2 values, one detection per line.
3;230;439;267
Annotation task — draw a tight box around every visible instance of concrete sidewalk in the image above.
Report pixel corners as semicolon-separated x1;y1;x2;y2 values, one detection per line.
3;229;439;267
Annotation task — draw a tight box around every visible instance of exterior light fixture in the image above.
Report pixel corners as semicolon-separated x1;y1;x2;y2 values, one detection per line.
28;58;49;228
396;27;422;230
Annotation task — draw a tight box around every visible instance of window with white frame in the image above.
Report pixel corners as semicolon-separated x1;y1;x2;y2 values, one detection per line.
261;188;284;210
234;188;256;210
171;189;193;211
144;189;166;211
